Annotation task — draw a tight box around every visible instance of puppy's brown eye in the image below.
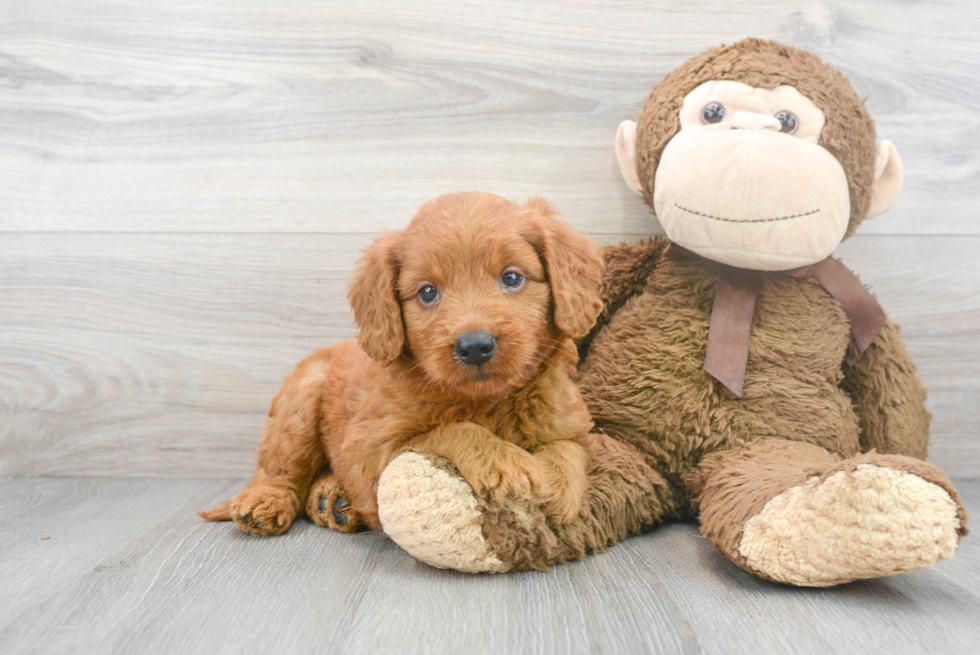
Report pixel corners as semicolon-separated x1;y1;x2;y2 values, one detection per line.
501;271;524;290
417;285;439;305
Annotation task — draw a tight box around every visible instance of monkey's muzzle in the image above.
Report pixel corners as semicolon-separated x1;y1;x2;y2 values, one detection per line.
654;125;850;271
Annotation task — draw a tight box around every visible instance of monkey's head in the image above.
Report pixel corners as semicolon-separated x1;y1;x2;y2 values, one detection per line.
617;39;903;271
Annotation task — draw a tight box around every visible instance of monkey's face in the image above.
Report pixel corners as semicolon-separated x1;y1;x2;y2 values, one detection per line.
653;81;849;270
617;77;903;272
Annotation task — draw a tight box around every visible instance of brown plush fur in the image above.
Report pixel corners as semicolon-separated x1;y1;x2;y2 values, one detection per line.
567;234;967;579
478;432;679;570
581;237;870;494
458;231;966;575
200;192;604;534
634;38;877;237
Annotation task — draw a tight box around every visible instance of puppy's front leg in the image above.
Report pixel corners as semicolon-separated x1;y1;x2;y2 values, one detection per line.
534;440;589;525
407;423;544;499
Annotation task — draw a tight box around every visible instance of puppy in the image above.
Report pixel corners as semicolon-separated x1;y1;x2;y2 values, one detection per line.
200;192;604;536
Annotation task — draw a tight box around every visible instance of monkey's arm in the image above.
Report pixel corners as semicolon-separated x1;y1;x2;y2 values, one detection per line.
841;319;930;459
579;237;667;355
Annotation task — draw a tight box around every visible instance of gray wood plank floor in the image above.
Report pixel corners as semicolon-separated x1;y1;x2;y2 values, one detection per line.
2;477;978;655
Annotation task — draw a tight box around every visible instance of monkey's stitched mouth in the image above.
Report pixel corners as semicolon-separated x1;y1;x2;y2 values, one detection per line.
675;204;820;224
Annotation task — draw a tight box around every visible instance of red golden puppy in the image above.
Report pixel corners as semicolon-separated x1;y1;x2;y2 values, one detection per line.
200;192;604;536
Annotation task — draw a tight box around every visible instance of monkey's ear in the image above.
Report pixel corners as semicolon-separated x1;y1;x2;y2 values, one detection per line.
348;232;405;365
523;198;604;340
615;120;644;197
866;140;903;220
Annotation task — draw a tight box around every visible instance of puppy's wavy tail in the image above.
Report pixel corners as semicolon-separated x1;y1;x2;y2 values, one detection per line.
198;500;232;521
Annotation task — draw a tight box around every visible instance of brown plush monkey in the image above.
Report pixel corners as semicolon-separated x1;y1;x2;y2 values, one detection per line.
366;39;969;586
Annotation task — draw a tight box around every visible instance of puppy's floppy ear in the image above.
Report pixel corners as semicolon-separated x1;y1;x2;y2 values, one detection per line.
348;232;405;365
523;197;604;339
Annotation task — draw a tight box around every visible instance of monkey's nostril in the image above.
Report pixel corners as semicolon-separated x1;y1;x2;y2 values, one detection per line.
455;331;497;366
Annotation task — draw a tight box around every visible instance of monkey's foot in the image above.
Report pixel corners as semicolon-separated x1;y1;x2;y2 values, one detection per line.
738;463;965;586
377;452;511;573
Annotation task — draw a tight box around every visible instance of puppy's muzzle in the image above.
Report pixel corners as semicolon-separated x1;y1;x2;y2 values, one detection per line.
454;331;497;366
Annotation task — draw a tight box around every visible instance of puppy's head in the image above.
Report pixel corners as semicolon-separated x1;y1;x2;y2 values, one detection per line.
348;192;603;399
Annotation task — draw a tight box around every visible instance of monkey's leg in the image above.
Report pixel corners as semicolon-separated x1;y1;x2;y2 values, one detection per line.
692;439;967;586
375;432;677;572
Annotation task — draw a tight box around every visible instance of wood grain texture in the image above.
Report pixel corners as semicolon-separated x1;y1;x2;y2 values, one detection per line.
0;0;978;236
1;476;978;655
1;233;978;478
0;3;978;478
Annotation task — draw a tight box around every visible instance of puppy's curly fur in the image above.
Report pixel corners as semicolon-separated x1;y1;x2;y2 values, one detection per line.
200;192;604;535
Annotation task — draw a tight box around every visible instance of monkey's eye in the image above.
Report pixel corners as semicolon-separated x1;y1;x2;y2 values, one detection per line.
500;270;525;291
417;285;439;305
701;102;726;124
775;110;798;134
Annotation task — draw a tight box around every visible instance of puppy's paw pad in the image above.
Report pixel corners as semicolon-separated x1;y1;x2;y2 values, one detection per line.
739;464;962;586
330;497;352;525
306;483;359;533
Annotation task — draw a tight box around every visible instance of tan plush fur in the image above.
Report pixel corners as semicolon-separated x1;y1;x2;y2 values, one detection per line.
378;452;509;573
200;192;604;535
739;464;961;586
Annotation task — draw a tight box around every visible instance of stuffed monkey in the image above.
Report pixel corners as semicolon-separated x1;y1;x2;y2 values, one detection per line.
368;39;969;586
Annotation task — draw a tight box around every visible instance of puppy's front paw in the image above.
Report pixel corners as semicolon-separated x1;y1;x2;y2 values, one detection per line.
230;486;298;536
537;442;589;526
496;449;546;499
541;488;583;527
458;444;544;500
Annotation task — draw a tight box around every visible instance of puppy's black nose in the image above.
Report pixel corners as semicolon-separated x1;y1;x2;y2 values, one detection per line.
455;331;497;366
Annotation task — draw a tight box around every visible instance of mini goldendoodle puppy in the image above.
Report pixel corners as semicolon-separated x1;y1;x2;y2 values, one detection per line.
201;192;604;535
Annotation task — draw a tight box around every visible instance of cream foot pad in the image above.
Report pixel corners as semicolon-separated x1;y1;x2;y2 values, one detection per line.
378;452;509;573
739;464;961;586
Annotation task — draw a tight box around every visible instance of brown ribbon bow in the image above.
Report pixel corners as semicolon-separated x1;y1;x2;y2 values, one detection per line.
663;243;887;398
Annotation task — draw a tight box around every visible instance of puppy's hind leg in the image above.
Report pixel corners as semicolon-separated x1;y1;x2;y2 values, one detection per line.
201;351;331;536
306;472;361;533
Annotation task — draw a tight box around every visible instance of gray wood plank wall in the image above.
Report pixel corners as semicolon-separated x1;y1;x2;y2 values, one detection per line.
2;0;978;479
